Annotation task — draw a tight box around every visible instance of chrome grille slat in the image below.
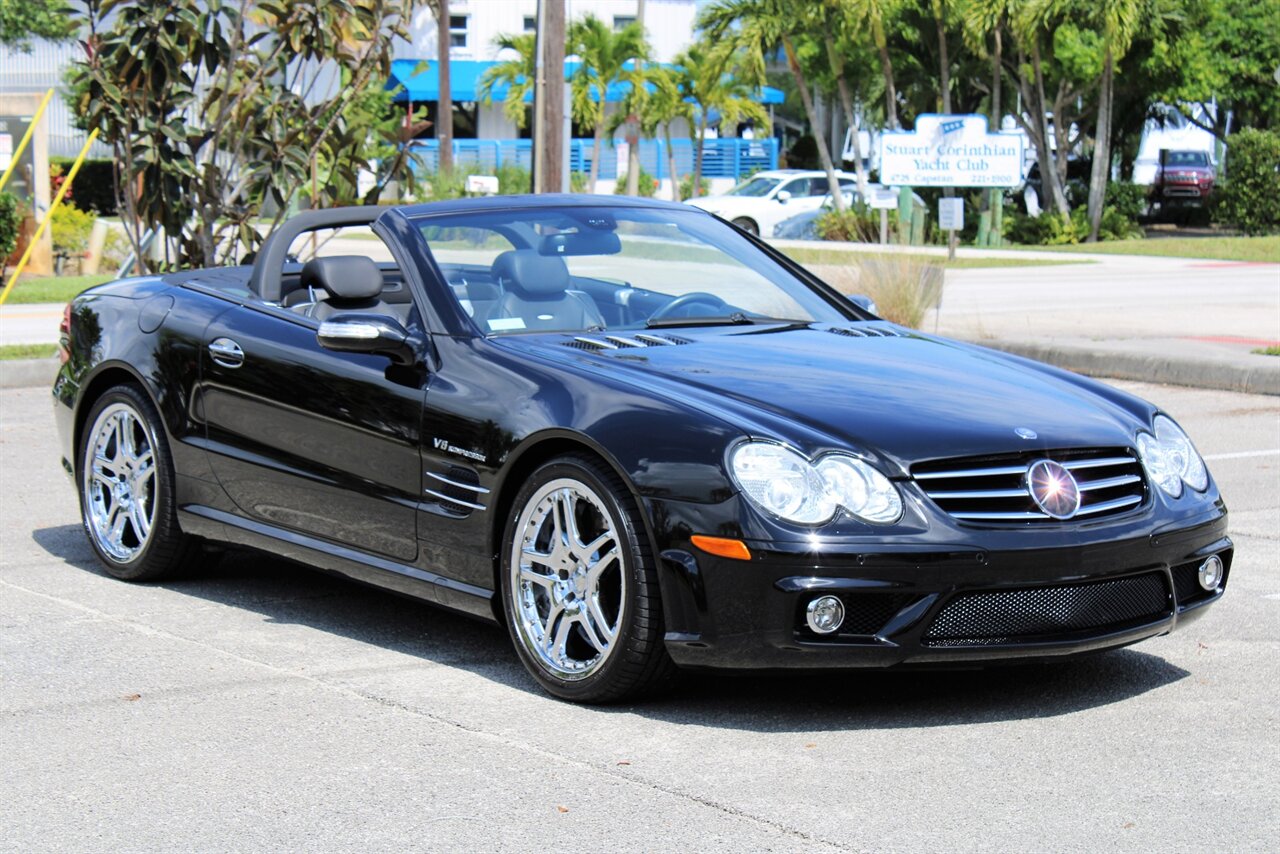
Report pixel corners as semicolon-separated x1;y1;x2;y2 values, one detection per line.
1074;494;1142;516
913;448;1146;524
1062;456;1135;470
924;488;1029;499
1077;474;1141;492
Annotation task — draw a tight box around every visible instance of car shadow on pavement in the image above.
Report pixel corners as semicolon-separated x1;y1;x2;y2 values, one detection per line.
34;524;1190;730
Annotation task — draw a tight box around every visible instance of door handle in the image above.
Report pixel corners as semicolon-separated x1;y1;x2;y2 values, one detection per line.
208;337;245;368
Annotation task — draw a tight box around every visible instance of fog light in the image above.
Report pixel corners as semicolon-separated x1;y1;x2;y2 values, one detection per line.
806;595;845;634
1198;555;1224;591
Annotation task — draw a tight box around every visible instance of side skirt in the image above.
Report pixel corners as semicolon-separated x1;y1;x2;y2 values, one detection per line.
178;505;497;622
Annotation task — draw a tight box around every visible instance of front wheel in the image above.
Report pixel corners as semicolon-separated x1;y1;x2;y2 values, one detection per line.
78;385;200;581
500;454;675;703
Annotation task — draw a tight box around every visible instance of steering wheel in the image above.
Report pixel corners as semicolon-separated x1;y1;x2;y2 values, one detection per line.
648;292;728;322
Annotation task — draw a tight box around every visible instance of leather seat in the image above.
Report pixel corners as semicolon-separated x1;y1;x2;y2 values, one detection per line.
296;256;397;322
487;250;604;332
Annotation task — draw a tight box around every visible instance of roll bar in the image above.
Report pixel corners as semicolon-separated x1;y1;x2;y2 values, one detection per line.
247;206;388;302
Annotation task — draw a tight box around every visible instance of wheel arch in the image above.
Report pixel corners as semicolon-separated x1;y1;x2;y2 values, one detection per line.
486;429;660;624
72;362;161;476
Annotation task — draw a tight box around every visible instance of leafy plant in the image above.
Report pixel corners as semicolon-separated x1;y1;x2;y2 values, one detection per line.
0;192;21;268
70;0;416;272
1005;210;1082;245
816;204;880;243
613;168;657;197
421;163;532;201
1215;128;1280;235
51;203;95;264
678;174;711;201
569;14;649;193
811;257;944;329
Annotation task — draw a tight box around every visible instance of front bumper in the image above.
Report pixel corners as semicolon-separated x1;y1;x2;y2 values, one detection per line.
655;509;1230;670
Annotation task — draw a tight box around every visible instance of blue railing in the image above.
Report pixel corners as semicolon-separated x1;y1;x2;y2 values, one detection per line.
408;137;777;181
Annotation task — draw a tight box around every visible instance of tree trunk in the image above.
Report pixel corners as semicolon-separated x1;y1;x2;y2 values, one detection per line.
991;28;1002;123
693;115;705;198
784;36;845;213
625;0;646;196
436;0;453;173
825;36;868;200
1031;40;1070;217
934;0;951;114
664;123;680;201
875;24;899;129
590;118;603;193
541;0;566;193
1085;50;1114;242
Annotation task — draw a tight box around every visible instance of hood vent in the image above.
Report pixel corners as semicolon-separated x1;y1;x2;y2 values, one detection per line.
827;324;906;339
563;333;690;351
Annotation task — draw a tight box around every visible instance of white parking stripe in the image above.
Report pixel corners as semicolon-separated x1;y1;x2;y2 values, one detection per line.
1202;449;1280;461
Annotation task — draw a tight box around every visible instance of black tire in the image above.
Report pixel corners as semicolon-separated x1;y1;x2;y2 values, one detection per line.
77;384;200;581
731;217;759;236
499;454;676;703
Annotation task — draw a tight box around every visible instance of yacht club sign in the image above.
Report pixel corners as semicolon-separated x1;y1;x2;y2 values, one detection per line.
879;114;1024;187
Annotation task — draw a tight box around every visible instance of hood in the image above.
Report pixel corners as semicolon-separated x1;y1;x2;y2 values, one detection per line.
500;324;1152;471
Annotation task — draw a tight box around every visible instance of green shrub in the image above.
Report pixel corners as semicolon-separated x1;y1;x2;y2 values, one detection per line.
421;163;533;201
1105;182;1151;223
815;204;880;243
1005;210;1081;245
613;168;658;197
50;158;118;216
1216;128;1280;235
0;192;21;264
678;174;711;201
570;171;590;193
51;203;96;261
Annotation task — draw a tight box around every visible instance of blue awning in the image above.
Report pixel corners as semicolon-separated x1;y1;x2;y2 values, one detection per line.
387;58;782;106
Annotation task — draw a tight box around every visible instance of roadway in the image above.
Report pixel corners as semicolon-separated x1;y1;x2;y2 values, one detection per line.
2;379;1277;851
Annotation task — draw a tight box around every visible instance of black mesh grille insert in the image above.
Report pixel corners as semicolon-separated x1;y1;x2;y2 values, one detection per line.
796;593;914;639
923;572;1169;646
1172;561;1213;607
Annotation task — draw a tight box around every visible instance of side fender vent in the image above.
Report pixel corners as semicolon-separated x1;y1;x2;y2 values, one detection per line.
424;465;489;517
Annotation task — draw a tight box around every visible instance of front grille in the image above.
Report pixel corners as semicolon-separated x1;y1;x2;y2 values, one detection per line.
913;447;1147;523
796;592;914;640
922;572;1170;646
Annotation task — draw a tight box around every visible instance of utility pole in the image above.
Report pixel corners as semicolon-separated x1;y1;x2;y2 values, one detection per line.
532;0;546;192
541;0;566;193
624;0;646;196
436;0;453;174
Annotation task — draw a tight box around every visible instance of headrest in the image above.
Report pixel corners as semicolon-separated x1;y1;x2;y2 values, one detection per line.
300;255;383;302
491;249;570;297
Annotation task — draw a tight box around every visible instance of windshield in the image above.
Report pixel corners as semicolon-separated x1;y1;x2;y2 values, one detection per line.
1165;151;1209;167
413;206;852;336
725;176;782;197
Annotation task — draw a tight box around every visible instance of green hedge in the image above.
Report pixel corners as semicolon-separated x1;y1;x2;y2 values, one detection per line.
1216;129;1280;235
50;158;117;216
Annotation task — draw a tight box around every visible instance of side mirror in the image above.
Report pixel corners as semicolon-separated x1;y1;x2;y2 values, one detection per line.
317;313;422;366
776;190;792;204
847;294;879;316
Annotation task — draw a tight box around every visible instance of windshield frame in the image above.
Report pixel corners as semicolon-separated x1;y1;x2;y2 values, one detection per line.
404;203;864;339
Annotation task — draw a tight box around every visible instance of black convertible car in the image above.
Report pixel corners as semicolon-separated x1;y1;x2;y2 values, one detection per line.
54;196;1230;702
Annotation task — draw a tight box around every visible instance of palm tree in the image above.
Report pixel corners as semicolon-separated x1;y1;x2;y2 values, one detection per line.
673;43;770;199
642;65;694;200
477;32;537;130
832;0;901;130
568;14;649;193
700;0;847;212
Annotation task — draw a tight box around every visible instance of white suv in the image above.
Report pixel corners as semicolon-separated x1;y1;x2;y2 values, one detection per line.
685;170;859;236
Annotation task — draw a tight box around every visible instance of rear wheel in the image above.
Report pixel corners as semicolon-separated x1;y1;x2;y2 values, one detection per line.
500;454;675;703
731;217;759;236
78;385;199;581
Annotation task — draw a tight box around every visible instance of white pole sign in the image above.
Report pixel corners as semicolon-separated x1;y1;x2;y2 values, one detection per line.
879;114;1024;187
938;197;964;230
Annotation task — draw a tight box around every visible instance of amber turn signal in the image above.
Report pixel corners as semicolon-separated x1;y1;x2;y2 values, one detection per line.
690;535;752;561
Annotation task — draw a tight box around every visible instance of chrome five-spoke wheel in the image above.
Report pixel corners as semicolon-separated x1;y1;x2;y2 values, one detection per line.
83;402;157;563
501;455;676;702
510;478;626;680
78;385;198;581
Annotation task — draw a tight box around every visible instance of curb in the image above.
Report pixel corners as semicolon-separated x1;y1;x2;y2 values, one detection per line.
0;357;58;389
981;340;1280;396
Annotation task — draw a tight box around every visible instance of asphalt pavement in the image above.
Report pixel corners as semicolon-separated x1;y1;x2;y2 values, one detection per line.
2;380;1277;852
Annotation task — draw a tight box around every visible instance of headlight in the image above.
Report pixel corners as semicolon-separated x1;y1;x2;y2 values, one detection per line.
728;442;902;525
1136;415;1208;498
